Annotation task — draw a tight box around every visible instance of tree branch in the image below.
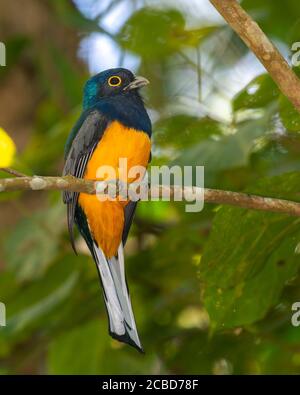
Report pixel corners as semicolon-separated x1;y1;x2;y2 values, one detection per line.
1;174;300;217
209;0;300;112
0;167;27;177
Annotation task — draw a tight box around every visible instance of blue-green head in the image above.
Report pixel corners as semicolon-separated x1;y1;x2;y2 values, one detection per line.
83;68;149;110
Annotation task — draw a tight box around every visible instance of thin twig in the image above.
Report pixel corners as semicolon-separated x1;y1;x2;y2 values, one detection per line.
0;167;27;177
209;0;300;112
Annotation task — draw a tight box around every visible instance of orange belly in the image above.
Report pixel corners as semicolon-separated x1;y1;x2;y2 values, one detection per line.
78;121;151;258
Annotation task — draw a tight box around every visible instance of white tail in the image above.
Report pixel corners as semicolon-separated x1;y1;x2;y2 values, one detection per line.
93;242;143;352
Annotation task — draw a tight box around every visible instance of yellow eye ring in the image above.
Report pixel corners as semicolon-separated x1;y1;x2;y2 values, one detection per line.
108;75;122;87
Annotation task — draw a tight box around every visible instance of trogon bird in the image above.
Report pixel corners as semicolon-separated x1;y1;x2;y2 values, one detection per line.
62;68;151;352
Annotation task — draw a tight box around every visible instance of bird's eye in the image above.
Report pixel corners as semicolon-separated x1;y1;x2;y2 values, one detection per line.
108;76;122;87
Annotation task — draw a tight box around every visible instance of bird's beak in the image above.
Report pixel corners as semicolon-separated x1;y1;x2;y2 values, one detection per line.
124;76;150;91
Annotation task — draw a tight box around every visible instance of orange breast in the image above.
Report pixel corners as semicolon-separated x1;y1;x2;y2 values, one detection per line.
78;121;151;258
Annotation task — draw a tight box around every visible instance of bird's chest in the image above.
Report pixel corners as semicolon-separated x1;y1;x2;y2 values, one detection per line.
83;120;151;182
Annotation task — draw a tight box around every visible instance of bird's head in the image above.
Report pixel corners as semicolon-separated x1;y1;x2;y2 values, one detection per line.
83;68;149;109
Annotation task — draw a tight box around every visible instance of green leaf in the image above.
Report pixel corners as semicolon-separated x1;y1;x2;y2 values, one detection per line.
233;74;279;112
279;94;300;132
48;319;106;374
241;0;300;42
154;115;223;149
173;26;218;47
119;8;212;59
7;274;78;336
0;257;79;344
200;172;300;330
4;203;65;281
48;315;160;374
174;117;268;185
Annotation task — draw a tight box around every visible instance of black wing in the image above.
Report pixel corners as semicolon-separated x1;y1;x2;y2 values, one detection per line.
62;109;108;253
122;151;151;246
122;201;138;245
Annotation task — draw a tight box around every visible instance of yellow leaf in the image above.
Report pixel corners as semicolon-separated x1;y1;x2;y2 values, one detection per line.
0;127;16;167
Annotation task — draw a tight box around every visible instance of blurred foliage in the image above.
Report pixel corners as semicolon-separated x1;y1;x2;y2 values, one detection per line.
233;74;279;112
1;0;300;375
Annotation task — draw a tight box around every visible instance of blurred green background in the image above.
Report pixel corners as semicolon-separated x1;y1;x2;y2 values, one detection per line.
1;0;300;374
